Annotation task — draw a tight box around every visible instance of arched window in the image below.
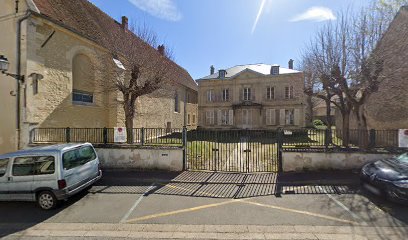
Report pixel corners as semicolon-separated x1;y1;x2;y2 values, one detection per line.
72;54;94;104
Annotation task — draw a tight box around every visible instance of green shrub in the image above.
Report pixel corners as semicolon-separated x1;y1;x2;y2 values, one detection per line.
313;119;325;127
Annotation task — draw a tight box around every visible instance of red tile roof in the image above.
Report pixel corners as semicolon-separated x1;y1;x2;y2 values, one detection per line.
32;0;197;91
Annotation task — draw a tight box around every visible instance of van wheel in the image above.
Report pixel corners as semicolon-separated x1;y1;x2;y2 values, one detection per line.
37;191;57;210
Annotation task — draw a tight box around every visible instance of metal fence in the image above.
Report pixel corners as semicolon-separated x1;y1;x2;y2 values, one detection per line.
186;130;279;172
30;127;401;150
30;127;184;146
282;128;400;150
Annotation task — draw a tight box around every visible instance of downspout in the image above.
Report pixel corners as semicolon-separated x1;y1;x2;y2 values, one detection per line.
184;87;187;127
16;11;32;149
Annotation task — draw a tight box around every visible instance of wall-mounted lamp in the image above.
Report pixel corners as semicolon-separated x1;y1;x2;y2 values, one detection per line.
0;55;25;82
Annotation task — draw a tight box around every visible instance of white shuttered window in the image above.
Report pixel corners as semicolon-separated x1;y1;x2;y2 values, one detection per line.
206;110;214;125
266;109;276;125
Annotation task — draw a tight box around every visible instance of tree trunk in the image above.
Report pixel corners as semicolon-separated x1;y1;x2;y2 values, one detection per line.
123;101;135;144
306;95;313;127
342;110;350;147
325;97;332;144
355;105;369;149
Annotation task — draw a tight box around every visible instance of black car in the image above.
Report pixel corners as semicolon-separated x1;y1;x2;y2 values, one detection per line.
360;153;408;203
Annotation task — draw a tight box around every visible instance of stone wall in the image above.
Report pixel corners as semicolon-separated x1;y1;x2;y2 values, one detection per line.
0;2;31;154
0;11;198;153
283;151;395;172
95;147;183;171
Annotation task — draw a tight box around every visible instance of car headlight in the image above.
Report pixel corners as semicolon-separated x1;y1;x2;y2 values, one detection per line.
393;180;408;188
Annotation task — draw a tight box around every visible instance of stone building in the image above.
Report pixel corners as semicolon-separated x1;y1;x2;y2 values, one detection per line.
335;6;408;131
0;0;198;154
197;62;306;129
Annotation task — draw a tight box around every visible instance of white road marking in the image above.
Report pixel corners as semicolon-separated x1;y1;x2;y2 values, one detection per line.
318;186;368;226
120;183;156;223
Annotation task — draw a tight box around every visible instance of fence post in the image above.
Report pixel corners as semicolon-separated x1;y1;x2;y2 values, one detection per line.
277;128;284;173
66;127;70;143
141;127;145;146
182;126;187;170
103;127;108;145
369;129;376;149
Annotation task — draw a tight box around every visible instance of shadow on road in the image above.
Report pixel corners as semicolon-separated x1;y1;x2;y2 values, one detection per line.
1;170;407;239
0;189;89;238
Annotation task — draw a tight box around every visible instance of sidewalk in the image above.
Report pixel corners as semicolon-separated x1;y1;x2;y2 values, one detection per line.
2;223;407;240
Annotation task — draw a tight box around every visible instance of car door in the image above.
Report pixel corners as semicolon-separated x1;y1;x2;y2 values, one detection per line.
9;156;35;201
62;145;98;189
0;158;10;201
32;155;58;192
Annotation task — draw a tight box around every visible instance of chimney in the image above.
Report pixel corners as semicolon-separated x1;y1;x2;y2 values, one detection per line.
210;65;215;75
288;59;294;70
121;16;128;30
157;44;165;55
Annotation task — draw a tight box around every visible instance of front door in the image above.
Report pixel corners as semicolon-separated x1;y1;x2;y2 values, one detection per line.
242;109;252;129
8;157;34;201
0;158;10;200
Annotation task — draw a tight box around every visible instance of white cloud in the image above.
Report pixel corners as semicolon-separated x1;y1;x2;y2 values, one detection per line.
290;7;336;22
128;0;182;21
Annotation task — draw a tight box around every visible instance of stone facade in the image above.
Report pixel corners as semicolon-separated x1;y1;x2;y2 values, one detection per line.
0;0;197;154
197;64;306;130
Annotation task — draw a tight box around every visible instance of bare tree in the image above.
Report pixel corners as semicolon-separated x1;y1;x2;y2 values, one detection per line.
102;21;178;143
130;21;176;61
301;14;353;144
300;0;407;147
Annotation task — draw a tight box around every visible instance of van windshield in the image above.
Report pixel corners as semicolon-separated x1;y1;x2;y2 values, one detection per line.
62;146;96;170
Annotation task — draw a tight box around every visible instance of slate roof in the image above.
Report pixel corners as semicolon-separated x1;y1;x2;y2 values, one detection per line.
31;0;197;91
198;63;301;80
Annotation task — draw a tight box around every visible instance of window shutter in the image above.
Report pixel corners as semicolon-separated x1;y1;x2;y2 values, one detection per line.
229;109;234;125
270;109;276;125
239;88;243;101
217;110;222;125
294;109;300;126
251;88;255;101
266;109;270;125
280;109;285;126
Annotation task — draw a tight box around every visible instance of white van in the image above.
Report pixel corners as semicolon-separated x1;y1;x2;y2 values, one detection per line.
0;143;102;210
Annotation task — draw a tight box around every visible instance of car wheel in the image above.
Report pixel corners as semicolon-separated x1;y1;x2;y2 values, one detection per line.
37;191;57;210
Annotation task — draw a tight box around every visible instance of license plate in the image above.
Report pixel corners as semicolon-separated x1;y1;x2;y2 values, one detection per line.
363;183;381;196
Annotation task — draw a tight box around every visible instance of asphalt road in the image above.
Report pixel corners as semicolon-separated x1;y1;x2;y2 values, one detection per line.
0;171;407;238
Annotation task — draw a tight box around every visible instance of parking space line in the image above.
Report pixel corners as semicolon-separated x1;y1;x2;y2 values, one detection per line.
242;200;359;225
120;183;156;223
317;186;368;225
125;199;243;223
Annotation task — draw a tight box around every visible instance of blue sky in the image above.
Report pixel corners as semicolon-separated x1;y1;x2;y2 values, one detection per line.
89;0;370;80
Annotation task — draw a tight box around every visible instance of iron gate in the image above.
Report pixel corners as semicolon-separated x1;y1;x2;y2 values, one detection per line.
186;130;280;172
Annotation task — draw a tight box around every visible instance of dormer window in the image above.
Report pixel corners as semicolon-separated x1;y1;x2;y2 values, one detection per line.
271;66;280;75
219;70;226;79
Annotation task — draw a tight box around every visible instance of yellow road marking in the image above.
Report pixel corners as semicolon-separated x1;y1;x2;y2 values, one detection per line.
242;200;358;225
125;199;242;223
